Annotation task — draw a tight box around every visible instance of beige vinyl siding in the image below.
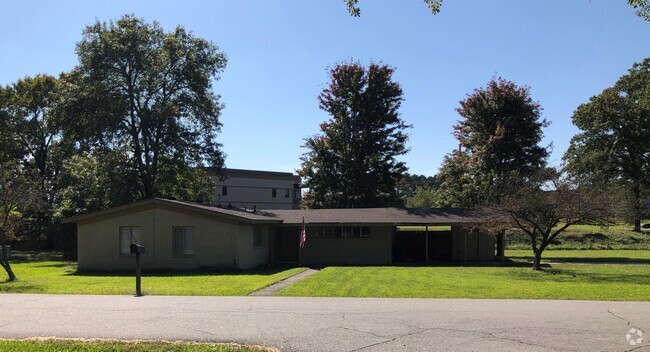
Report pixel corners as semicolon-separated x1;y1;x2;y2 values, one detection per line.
78;205;242;271
77;209;156;271
237;225;269;270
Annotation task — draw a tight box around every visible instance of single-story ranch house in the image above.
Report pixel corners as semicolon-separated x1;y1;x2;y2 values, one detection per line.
64;198;499;271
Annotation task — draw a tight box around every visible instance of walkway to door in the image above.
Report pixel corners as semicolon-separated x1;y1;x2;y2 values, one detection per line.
249;268;320;296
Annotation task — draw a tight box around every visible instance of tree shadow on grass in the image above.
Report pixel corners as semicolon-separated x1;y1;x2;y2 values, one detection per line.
391;260;536;268
508;256;650;264
28;262;77;269
0;280;43;291
501;267;650;285
66;265;301;277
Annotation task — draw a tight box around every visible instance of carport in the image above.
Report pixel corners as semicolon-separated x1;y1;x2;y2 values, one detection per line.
268;207;498;266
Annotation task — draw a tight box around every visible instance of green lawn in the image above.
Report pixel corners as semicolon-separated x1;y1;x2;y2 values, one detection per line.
0;261;304;296
0;339;269;351
506;223;650;250
277;265;650;301
506;249;650;263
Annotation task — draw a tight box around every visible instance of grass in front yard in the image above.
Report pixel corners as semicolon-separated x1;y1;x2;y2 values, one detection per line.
0;339;272;351
506;223;650;250
506;249;650;263
277;265;650;301
0;261;304;296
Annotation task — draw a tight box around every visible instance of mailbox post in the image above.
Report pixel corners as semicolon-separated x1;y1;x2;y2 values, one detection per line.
130;243;145;296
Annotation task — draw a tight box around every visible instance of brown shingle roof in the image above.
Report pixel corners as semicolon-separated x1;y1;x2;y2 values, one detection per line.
63;198;283;224
64;198;484;226
265;207;483;225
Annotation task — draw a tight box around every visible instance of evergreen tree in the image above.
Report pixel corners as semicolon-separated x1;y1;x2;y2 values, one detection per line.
299;62;411;208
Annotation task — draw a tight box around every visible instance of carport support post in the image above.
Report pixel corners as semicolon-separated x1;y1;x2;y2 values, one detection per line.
497;232;506;263
425;226;429;265
135;252;142;297
463;230;468;264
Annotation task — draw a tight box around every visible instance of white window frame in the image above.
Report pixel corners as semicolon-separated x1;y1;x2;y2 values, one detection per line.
119;226;141;255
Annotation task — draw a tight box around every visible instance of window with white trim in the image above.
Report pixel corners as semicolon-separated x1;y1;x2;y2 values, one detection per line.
173;227;195;256
119;226;141;255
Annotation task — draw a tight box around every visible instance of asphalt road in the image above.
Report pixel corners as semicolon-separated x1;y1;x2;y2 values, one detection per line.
0;294;649;352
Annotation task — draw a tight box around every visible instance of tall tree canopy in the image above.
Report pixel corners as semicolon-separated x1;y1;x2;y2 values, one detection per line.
0;74;61;188
436;78;549;207
60;15;226;200
0;161;43;281
299;62;411;209
564;58;650;231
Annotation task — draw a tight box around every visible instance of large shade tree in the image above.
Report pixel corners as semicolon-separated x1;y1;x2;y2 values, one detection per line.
299;62;411;209
0;74;66;246
60;15;226;200
436;78;549;207
485;168;613;270
564;58;650;231
0;161;43;281
0;74;61;190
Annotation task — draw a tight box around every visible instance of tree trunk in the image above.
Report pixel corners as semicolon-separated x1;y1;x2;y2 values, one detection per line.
633;183;642;232
532;250;543;271
1;260;16;281
1;244;16;281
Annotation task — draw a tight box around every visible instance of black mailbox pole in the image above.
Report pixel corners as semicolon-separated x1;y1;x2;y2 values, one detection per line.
135;251;142;296
130;243;145;297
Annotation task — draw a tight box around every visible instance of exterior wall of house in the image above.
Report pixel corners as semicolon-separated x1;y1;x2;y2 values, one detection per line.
237;225;270;270
150;207;240;269
77;205;267;271
76;201;494;271
208;169;301;210
451;226;495;261
298;226;393;265
77;208;157;271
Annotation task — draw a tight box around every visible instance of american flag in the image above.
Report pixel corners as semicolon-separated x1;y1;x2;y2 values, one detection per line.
299;217;306;249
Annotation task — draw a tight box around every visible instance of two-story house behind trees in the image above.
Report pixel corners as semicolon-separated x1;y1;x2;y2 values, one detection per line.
206;168;302;210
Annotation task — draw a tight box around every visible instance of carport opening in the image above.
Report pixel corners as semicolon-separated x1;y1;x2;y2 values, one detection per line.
394;226;452;264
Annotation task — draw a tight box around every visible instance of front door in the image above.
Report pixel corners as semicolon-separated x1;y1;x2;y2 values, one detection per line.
272;227;299;264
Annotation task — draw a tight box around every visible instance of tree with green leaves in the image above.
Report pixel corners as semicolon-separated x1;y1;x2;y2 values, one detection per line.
0;74;66;247
0;161;43;281
299;62;411;209
485;168;612;271
564;58;650;231
60;15;227;200
436;78;549;207
629;0;650;20
0;74;61;188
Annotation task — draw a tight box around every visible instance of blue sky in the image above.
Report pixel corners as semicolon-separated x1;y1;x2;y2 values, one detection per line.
1;0;649;176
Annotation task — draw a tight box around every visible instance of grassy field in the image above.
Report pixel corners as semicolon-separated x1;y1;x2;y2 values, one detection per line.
506;223;650;250
0;260;304;296
0;339;270;351
277;264;650;301
506;249;650;263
